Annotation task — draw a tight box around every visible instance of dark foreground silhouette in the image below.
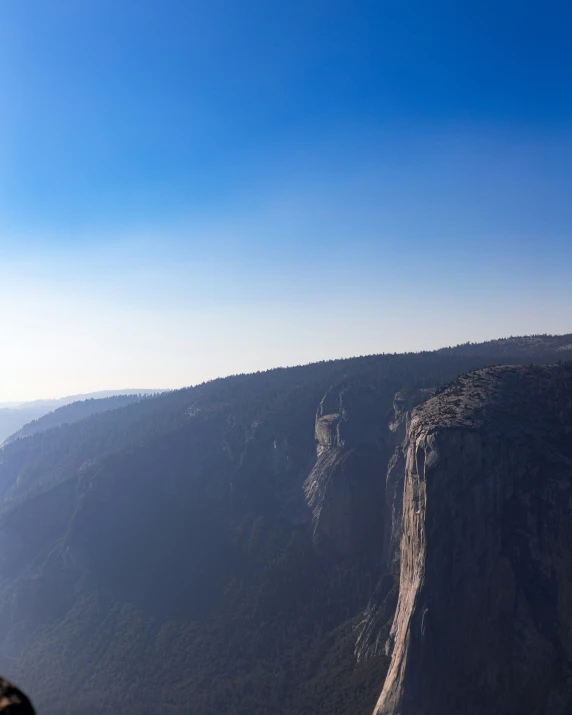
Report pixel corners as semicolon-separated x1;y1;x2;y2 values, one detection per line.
0;679;34;714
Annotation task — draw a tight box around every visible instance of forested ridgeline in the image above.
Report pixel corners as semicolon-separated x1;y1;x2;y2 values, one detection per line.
0;335;569;714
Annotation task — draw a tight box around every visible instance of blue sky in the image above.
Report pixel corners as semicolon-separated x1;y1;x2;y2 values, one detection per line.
1;0;571;399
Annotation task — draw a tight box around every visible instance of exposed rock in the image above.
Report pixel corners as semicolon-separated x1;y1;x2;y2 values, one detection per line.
374;365;572;715
304;384;387;557
0;342;568;715
384;387;435;564
356;388;434;662
388;389;434;445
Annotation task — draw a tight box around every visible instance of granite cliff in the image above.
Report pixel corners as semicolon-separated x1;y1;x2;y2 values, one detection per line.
375;364;572;715
0;337;569;713
304;383;388;557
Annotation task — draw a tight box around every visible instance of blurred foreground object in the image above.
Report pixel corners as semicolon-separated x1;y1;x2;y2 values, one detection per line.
0;679;35;714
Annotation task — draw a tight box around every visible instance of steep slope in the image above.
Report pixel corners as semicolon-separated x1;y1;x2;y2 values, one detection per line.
0;341;569;714
2;394;147;446
355;387;434;663
0;390;163;445
304;383;388;557
375;363;572;715
0;409;47;448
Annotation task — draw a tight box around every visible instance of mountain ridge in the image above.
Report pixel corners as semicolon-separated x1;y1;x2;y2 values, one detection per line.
0;334;570;713
0;390;166;446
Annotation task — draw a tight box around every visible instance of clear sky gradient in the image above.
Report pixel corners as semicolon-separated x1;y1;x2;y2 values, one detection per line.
1;0;571;400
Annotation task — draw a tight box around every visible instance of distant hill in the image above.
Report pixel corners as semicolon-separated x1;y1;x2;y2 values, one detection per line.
436;333;572;357
0;390;165;445
2;394;159;446
0;388;166;411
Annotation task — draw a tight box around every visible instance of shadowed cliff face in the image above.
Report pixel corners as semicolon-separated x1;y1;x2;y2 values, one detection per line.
375;365;572;715
0;345;569;715
304;384;388;557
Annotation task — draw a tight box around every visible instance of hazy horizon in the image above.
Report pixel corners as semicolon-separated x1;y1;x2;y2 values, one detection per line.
0;388;167;408
2;331;572;404
2;1;571;401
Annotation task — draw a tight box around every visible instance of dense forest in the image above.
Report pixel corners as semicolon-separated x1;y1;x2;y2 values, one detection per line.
0;390;163;447
2;394;146;447
0;335;569;714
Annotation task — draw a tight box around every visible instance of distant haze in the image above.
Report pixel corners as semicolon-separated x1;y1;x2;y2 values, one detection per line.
0;389;166;410
0;389;165;445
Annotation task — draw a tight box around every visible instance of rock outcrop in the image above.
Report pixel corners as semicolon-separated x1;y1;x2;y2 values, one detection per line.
375;365;572;715
304;384;387;556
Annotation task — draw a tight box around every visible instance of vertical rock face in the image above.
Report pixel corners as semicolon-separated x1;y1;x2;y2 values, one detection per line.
304;384;387;557
355;388;434;662
384;388;435;566
304;384;435;562
375;366;572;715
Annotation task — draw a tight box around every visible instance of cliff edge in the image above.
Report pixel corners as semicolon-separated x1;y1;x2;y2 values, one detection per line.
375;364;572;715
